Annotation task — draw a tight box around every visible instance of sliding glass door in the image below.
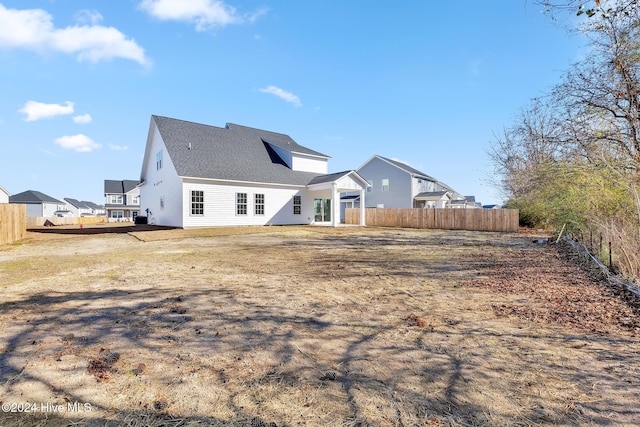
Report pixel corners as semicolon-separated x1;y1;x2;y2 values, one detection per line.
314;199;331;222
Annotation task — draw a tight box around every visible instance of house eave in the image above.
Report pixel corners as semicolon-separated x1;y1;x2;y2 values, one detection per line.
290;150;331;160
180;175;308;188
412;173;437;182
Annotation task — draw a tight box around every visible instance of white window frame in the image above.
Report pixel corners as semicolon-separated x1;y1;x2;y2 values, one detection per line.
255;193;265;215
109;195;123;204
381;178;389;192
156;150;163;171
236;193;247;216
293;195;301;215
190;190;204;216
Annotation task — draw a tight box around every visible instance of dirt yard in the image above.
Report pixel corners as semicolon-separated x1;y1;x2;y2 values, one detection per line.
0;225;639;426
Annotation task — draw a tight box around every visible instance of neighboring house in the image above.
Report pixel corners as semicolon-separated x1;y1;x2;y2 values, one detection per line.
9;190;66;217
353;155;463;209
64;198;94;217
139;115;368;228
450;195;482;209
104;180;140;222
82;201;106;216
413;190;453;209
0;185;9;203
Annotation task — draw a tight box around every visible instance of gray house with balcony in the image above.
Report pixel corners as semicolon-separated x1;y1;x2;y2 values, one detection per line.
104;179;140;222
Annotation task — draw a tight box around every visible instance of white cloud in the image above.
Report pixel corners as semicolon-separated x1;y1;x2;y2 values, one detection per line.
139;0;267;31
72;114;92;124
74;9;103;25
247;7;269;24
0;4;150;66
139;0;239;30
19;100;74;122
108;144;129;151
258;85;302;107
55;134;101;152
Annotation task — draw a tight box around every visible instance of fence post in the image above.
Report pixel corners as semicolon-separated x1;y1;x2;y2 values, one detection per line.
599;234;603;257
609;240;613;269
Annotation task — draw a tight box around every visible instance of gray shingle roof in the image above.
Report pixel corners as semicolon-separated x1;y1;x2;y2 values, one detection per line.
377;155;437;181
82;201;99;210
9;190;64;204
227;123;329;159
307;171;353;185
415;191;449;200
152;115;329;186
104;180;139;194
64;198;89;209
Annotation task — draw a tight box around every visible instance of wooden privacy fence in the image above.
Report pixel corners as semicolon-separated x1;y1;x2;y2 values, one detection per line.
345;208;519;233
26;216;106;228
0;204;26;244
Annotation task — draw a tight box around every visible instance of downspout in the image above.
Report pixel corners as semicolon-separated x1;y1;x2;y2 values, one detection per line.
360;187;366;226
332;182;339;227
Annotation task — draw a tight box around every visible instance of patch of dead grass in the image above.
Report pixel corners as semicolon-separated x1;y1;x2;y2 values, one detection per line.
0;227;639;426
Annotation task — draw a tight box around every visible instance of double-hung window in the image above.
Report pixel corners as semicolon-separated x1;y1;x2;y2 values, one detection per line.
109;195;123;204
255;194;265;215
236;193;247;215
191;190;204;215
156;150;163;170
381;178;390;192
293;195;301;215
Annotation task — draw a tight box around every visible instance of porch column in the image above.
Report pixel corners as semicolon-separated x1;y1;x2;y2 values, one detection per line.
359;188;366;226
331;182;339;227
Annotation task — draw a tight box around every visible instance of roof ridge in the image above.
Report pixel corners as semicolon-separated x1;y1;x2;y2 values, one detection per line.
153;115;227;132
226;122;291;138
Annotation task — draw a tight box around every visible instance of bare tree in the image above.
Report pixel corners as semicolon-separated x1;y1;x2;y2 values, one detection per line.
536;0;639;19
488;99;563;198
490;1;640;277
552;6;640;221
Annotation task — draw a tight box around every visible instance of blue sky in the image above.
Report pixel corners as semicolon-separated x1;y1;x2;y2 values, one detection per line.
0;1;583;205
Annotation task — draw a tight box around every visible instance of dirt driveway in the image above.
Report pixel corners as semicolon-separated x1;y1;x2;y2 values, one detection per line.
0;225;639;426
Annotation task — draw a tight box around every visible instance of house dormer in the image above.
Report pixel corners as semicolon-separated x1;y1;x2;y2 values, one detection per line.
263;140;329;174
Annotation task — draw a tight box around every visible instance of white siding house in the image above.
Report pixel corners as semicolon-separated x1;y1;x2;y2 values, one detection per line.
0;185;9;204
64;198;94;217
139;115;367;228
